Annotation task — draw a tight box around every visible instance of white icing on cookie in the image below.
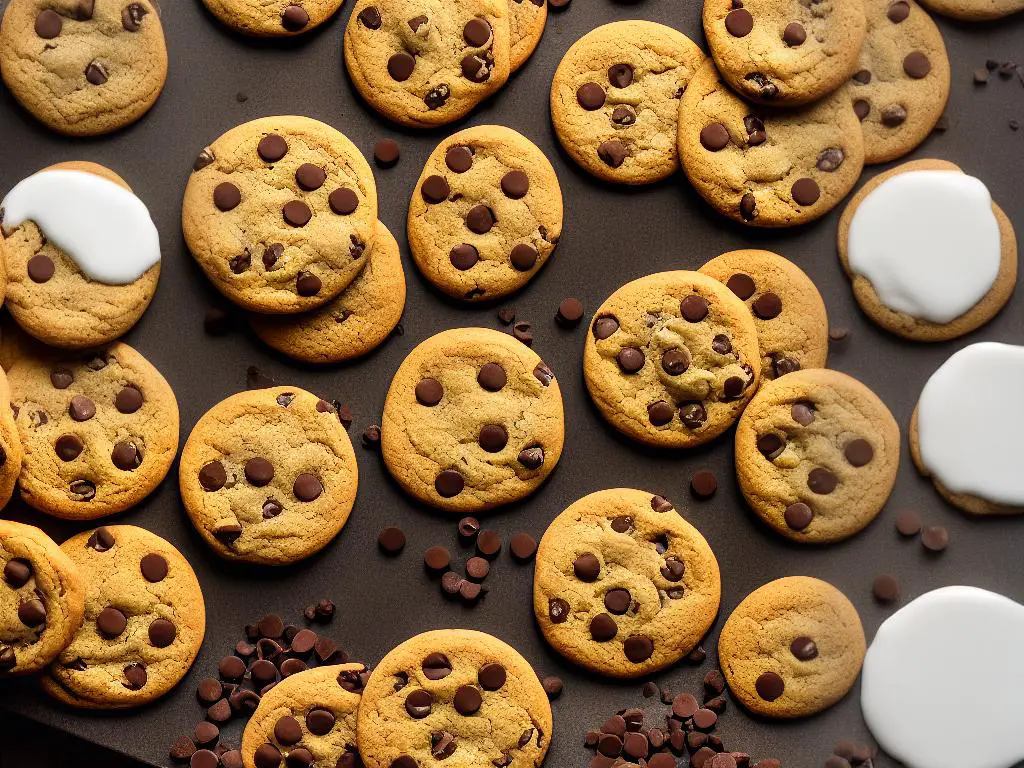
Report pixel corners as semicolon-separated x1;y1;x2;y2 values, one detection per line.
1;169;160;285
847;170;1001;325
862;586;1024;768
917;342;1024;506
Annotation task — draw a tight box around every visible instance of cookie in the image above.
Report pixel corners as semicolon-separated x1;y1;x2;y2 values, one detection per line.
1;161;161;349
917;0;1023;19
838;159;1016;342
0;366;24;508
719;576;865;718
41;525;206;709
703;0;867;106
699;249;829;381
678;59;866;228
735;368;900;543
407;125;563;302
381;327;564;512
508;0;545;71
343;0;511;128
241;663;366;768
550;21;706;185
179;386;358;565
8;341;180;520
0;520;85;676
533;488;721;678
583;271;761;449
250;221;406;363
182;116;378;314
0;0;167;135
201;0;343;36
355;629;552;768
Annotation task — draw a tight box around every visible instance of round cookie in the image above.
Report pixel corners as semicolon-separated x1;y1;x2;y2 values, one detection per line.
202;0;343;36
356;629;552;768
1;162;161;349
918;0;1023;19
250;221;406;363
851;0;951;165
699;249;829;381
241;663;366;768
508;0;545;71
41;525;206;709
381;327;564;512
534;488;721;678
0;366;24;508
183;116;378;314
0;520;85;676
0;0;167;136
407;125;563;302
343;0;511;128
179;386;358;565
8;342;180;520
718;576;866;718
550;21;706;185
678;59;866;228
735;368;900;543
583;271;761;449
838;159;1016;342
703;0;867;106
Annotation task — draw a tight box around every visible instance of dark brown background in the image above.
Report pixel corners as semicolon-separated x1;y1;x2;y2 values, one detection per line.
0;0;1023;765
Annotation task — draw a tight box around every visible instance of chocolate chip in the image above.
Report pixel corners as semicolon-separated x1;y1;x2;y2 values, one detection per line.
121;2;148;30
680;402;707;428
784;502;813;530
548;597;570;624
612;105;636;125
791;177;821;206
608;63;634;88
648;400;674;426
518;446;544;470
574;553;600;581
726;273;756;299
477;362;506;391
214;182;241;212
424;84;450;109
807;467;838;494
752;292;782;319
541;676;563;699
408;13;427;30
254;744;282;768
18;598;45;627
624;635;654;663
577;82;606;110
431;732;457;760
415;377;443;406
463;17;491;45
556;298;584;327
783;21;806;46
691;470;717;499
921;525;949;552
378;526;406;554
458;517;481;540
97;606;127;638
305;707;335;736
123;662;147;690
70;479;96;501
3;559;32;588
283;200;312;227
199;461;227;492
873;573;899;602
281;4;309;30
258;134;288;162
149;618;176;648
421;175;450;204
597;139;627;168
85;61;108;85
461;54;490;81
881;104;908;126
590;613;617;641
604;588;632;614
616;347;645;373
229;250;251;274
853;69;872;85
700;123;731;151
651;495;674;512
510;243;538;271
739;192;757;221
374;138;400;166
723;376;745;398
50;369;74;389
755;671;784;701
213;524;242;544
472;530;500;559
466;204;495;234
453;684;482;715
895;510;922;536
35;9;62;38
790;636;818;660
296;271;322;296
725;8;753;36
844;438;873;467
328;187;359;215
435;470;464;498
55;434;84;461
501;170;529;199
757;433;785;460
171;734;199;762
744;114;767;145
479;424;508;453
904;51;931;78
87;527;115;551
140;553;168;582
388;51;415;81
69;395;96;422
193;148;216;172
592;315;619;339
243;457;274;487
423;652;452;679
115;385;144;414
854;99;871;121
817;147;846;172
293;473;322;501
887;0;910;21
791;402;815;425
680;295;709;322
294;163;327;191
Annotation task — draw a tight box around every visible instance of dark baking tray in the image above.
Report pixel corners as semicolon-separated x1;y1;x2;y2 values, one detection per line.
1;0;1022;764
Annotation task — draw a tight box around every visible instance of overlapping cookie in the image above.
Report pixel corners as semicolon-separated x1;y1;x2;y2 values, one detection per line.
508;0;545;71
202;0;343;36
918;0;1023;19
0;367;24;509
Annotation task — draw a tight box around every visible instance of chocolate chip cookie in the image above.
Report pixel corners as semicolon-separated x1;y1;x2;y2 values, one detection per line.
41;525;206;709
719;576;865;718
550;21;706;185
202;0;344;36
735;368;900;543
355;629;552;768
508;0;545;71
407;125;563;302
381;327;564;512
8;341;180;520
180;386;358;565
918;0;1023;19
0;0;167;135
678;59;865;227
343;0;511;127
583;271;761;449
0;520;85;676
699;249;829;381
534;488;721;678
182;116;378;314
0;366;24;509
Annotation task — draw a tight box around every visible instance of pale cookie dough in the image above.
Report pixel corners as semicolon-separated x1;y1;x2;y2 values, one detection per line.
183;116;378;314
381;327;564;513
735;368;900;543
839;159;1016;342
719;576;865;718
343;0;511;128
0;366;24;508
0;0;167;136
241;663;366;768
8;342;180;520
583;271;761;449
678;59;865;228
408;125;563;302
534;488;721;678
356;629;552;768
42;525;206;709
0;520;85;676
0;162;161;349
550;21;706;185
918;0;1023;19
179;386;358;565
508;0;545;71
202;0;343;36
700;249;829;381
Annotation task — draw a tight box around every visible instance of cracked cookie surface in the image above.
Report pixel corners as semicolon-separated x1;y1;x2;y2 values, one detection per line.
41;525;205;709
0;367;24;509
183;116;378;314
202;0;344;36
719;576;865;718
583;271;761;449
0;0;167;135
407;125;562;302
356;629;552;768
550;21;706;185
179;386;358;565
508;0;545;71
735;368;900;543
381;327;564;512
533;488;721;678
